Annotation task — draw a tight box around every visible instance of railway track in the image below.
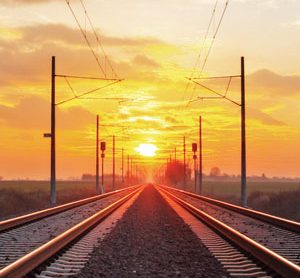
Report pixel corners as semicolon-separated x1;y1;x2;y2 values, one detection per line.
157;184;300;278
0;184;299;277
0;185;142;277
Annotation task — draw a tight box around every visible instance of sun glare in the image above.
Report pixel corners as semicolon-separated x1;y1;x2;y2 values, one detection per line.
136;143;158;157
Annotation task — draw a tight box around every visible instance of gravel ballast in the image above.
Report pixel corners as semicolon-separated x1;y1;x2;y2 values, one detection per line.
170;190;300;266
78;185;228;277
0;190;130;269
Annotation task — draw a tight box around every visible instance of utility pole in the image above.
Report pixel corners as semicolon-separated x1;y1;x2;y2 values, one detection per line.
165;159;168;184
241;56;247;207
50;56;56;205
127;154;130;185
174;147;177;162
122;148;124;185
199;116;203;195
112;135;115;191
101;142;106;194
183;136;186;189
96;115;100;194
135;164;138;182
130;157;133;184
192;143;197;193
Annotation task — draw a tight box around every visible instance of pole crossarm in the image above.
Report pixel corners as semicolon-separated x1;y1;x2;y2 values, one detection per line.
186;77;241;107
55;80;122;106
56;74;123;81
189;96;223;103
188;74;241;80
196;96;240;106
79;97;131;103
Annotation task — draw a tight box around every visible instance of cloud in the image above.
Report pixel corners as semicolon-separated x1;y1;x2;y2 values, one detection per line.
0;23;169;86
0;0;57;5
165;115;180;124
0;96;94;130
132;54;160;68
248;108;286;126
191;69;300;99
14;24;167;48
248;69;300;96
290;19;300;27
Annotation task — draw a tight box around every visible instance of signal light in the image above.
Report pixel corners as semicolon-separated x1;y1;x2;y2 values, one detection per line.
192;143;197;152
101;142;106;151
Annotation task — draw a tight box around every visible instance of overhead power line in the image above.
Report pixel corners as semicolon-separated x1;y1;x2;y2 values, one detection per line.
60;1;124;106
185;0;230;106
66;0;105;77
181;0;219;108
200;0;230;73
192;0;219;76
65;0;119;79
79;0;119;79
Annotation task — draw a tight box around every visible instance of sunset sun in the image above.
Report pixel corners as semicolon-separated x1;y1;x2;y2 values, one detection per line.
135;143;158;157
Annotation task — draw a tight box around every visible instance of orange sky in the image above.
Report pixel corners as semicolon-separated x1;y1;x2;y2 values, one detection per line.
0;0;300;179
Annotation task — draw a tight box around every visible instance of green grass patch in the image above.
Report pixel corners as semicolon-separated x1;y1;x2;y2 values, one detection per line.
0;180;124;220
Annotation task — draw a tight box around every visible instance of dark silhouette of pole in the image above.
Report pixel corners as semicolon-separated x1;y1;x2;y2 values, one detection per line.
101;142;106;194
165;158;168;184
135;164;138;182
174;147;177;161
241;56;247;207
50;56;56;205
130;157;133;184
192;143;197;193
112;135;115;191
122;148;124;185
127;154;130;185
199;116;203;195
183;136;186;189
96;115;99;194
101;154;104;193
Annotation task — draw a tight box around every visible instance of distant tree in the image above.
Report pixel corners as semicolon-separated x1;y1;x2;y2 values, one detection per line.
165;161;187;185
222;172;229;178
81;174;95;181
210;167;221;177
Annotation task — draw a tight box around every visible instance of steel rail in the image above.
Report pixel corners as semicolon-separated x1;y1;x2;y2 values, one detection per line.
0;185;139;232
158;186;300;278
0;186;143;278
158;185;300;233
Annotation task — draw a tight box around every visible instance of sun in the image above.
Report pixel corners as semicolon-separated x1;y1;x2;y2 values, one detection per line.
135;143;158;157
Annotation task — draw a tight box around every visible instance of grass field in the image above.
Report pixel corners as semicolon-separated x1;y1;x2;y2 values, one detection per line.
0;180;125;220
182;180;300;221
183;180;300;196
1;180;299;222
